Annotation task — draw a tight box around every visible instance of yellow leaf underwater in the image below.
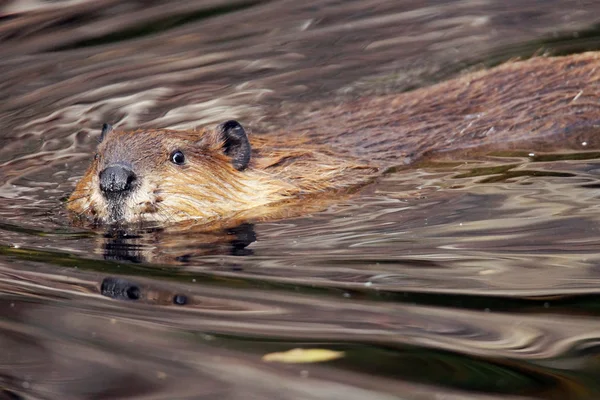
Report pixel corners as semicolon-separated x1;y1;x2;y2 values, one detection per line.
262;348;345;364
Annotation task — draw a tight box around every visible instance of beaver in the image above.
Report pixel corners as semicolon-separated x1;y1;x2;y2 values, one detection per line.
67;120;376;225
68;52;600;226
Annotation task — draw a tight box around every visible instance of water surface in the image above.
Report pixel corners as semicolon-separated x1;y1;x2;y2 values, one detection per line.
3;1;600;399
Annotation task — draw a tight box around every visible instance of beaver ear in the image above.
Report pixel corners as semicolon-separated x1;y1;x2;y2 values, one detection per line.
99;123;113;143
218;120;251;171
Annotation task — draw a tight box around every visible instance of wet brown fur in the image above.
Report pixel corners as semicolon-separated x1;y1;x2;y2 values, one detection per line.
294;52;600;165
67;126;376;225
69;52;600;226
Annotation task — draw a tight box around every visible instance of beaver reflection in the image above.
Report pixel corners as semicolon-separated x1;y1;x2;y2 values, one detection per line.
100;276;188;306
102;223;256;264
100;277;141;301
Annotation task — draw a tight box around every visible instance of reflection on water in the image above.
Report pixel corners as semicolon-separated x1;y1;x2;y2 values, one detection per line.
3;0;600;399
4;152;600;399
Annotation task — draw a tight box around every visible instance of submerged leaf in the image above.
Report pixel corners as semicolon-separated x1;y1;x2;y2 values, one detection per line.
262;348;345;364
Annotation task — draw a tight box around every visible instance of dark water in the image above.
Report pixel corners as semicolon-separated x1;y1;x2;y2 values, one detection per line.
3;1;600;399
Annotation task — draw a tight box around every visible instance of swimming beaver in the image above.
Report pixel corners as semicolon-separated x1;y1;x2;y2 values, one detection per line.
67;120;375;225
68;52;600;225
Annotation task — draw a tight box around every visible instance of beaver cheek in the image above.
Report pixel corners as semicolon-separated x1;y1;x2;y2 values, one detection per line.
139;203;155;214
127;180;158;217
86;179;112;223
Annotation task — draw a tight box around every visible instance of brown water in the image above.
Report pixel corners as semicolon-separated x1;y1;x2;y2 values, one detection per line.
3;1;600;399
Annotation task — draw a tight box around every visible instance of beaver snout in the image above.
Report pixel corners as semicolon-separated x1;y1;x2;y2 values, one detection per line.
99;165;137;195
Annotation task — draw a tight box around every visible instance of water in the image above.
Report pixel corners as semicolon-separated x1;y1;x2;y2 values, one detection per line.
3;1;600;399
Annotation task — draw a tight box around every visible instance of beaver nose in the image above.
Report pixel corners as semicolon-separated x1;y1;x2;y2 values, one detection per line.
99;165;136;195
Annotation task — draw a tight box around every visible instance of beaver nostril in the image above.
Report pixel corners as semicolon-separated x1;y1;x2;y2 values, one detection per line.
99;165;137;195
126;173;136;187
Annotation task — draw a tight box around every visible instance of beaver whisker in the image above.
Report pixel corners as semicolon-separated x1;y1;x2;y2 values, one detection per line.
49;194;87;213
154;203;181;224
66;194;95;220
73;204;94;222
136;201;157;213
64;194;90;204
158;195;220;220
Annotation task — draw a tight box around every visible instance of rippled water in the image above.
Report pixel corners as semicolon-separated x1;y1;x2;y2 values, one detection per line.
3;1;600;399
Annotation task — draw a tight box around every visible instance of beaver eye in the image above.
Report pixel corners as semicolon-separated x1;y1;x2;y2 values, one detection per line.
170;150;185;165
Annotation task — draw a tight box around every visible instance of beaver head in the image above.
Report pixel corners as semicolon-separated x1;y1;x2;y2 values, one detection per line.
67;120;302;225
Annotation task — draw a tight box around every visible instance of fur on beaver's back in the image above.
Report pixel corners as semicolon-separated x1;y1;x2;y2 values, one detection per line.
295;52;600;166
